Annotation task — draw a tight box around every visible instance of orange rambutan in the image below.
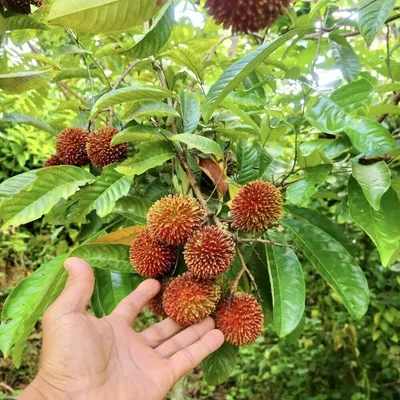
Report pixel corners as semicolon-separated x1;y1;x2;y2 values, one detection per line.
163;272;221;325
56;127;90;167
86;126;128;168
147;277;173;317
43;154;63;168
184;226;235;279
215;293;264;346
231;180;283;233
1;0;42;14
129;229;176;278
147;195;205;245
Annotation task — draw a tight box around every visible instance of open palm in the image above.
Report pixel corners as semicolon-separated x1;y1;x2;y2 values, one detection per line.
20;257;224;400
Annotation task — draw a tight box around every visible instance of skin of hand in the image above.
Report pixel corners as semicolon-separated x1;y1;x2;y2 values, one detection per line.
19;257;224;400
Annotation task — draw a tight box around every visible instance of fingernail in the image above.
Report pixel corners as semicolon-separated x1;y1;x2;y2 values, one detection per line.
64;258;74;271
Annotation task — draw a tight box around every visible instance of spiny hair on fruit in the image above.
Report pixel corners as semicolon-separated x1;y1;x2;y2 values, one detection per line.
1;0;42;14
56;127;90;167
43;154;63;168
184;226;236;279
147;277;173;317
86;126;128;168
231;180;283;233
147;195;205;245
215;293;264;346
129;229;176;278
163;272;221;325
205;0;292;33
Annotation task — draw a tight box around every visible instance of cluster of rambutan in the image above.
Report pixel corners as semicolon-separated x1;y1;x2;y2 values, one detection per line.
129;180;282;346
43;126;128;169
0;0;42;15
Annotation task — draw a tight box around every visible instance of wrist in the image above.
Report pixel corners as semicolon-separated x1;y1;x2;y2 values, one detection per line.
18;374;70;400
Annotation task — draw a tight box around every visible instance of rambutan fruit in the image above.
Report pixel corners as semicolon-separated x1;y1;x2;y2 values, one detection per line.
129;229;176;278
147;195;205;245
215;293;264;346
86;126;128;168
147;277;173;317
56;127;90;167
184;226;235;279
1;0;42;14
231;180;283;233
43;154;63;168
205;0;291;33
163;272;221;325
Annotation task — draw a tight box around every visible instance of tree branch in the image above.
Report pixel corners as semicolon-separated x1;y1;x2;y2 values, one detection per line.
239;238;298;249
377;91;400;123
112;60;140;90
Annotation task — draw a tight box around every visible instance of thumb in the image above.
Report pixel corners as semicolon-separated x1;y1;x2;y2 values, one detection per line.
52;257;95;314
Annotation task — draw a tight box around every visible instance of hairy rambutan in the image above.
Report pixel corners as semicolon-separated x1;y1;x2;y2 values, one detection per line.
147;195;205;245
231;180;283;233
215;293;264;346
184;226;235;279
1;0;42;14
43;154;63;168
163;272;221;325
86;126;128;168
56;127;90;167
147;277;173;317
205;0;291;33
129;229;176;278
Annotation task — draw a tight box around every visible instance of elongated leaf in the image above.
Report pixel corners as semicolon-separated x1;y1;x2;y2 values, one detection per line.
265;231;305;337
2;113;57;134
352;158;391;211
113;196;151;224
358;0;397;46
0;170;38;202
116;142;175;175
111;125;170;145
222;99;260;134
0;254;68;365
91;82;175;116
165;47;204;81
282;218;369;319
287;165;331;206
48;0;161;33
236;139;259;184
71;244;132;273
93;226;147;245
329;34;360;82
171;134;223;158
0;166;94;229
202;342;238;385
0;69;52;93
0;14;5;34
93;269;133;315
5;15;48;31
348;177;400;267
202;26;313;121
180;91;200;134
132;101;180;119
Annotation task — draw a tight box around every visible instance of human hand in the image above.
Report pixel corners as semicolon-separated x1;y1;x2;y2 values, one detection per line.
19;257;224;400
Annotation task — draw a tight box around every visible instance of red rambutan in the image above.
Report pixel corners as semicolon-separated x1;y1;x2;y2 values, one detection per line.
184;226;235;279
56;127;90;167
1;0;42;14
163;272;221;325
86;126;128;168
147;195;205;245
43;154;63;168
147;277;173;317
129;229;176;278
215;293;264;346
231;180;283;233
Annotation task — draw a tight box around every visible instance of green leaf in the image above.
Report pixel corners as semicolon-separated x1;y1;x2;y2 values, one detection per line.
236;139;259;184
71;244;132;273
170;134;223;158
309;0;333;21
0;254;68;362
180;91;200;134
0;13;5;34
287;165;331;206
52;68;106;84
202;26;313;121
222;99;261;134
126;0;174;59
113;196;151;224
93;269;133;316
165;47;204;82
202;342;238;385
131;101;180;119
0;170;38;202
0;166;94;229
0;69;52;93
358;0;397;46
116;142;175;175
67;166;133;223
368;104;400;117
112;125;170;146
348;177;400;267
282;218;369;319
91;82;176;116
329;34;360;82
352;158;391;211
2;113;57;134
375;83;400;93
4;15;48;31
265;231;305;338
48;0;162;33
